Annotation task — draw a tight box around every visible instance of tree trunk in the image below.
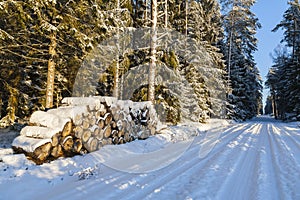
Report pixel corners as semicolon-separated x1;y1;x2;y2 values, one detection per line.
148;0;157;102
113;0;120;99
0;97;2;119
164;0;168;28
0;84;18;127
46;31;57;109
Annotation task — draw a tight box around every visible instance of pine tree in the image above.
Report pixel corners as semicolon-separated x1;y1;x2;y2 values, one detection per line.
0;0;132;126
271;0;300;120
220;0;262;120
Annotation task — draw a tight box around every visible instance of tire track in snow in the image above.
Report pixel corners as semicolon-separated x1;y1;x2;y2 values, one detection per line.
152;123;260;199
120;123;260;199
215;123;264;200
256;123;282;200
32;118;300;200
46;123;267;200
39;123;244;200
268;124;300;199
88;123;254;200
277;124;300;165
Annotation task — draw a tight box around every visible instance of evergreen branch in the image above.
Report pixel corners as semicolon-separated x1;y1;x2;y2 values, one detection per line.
1;49;48;62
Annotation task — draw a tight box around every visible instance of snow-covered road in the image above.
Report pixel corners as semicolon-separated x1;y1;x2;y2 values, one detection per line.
1;116;300;200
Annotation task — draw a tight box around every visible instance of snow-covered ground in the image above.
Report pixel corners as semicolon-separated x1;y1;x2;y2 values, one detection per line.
0;116;300;200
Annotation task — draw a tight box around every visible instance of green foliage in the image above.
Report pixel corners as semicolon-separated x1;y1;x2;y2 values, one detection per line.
266;1;300;121
131;85;181;124
0;0;132;125
220;0;262;120
162;51;179;70
0;0;241;125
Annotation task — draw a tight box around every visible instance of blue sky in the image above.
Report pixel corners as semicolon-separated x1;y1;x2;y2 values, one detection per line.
252;0;289;106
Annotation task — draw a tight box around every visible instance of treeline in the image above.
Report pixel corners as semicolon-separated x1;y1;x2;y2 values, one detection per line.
0;0;262;127
266;0;300;121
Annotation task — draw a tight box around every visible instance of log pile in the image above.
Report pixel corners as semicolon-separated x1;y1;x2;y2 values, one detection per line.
12;96;159;164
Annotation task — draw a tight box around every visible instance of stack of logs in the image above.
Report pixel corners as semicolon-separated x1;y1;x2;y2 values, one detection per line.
12;96;158;164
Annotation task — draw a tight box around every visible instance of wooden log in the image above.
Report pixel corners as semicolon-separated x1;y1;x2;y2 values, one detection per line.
97;117;105;129
34;142;52;162
62;97;120;112
141;108;149;126
90;125;100;137
12;136;52;156
62;121;73;137
97;141;104;149
12;141;52;164
103;113;112;125
61;136;74;151
102;139;108;146
82;112;89;118
61;97;102;109
85;111;94;120
51;133;60;147
112;135;119;144
111;130;118;137
34;143;51;164
130;119;135;127
119;111;125;121
138;129;150;140
89;117;96;126
125;123;133;134
118;129;125;138
20;126;61;147
110;120;117;129
122;119;128;131
73;138;83;153
110;104;119;115
74;114;83;126
107;138;113;145
150;127;156;135
113;111;120;121
129;135;135;142
82;119;90;130
96;104;107;117
47;105;88;121
124;132;130;142
95;129;104;140
74;126;84;139
103;125;112;138
82;129;92;143
20;126;61;139
86;104;94;113
51;145;64;158
118;137;124;144
98;96;117;107
85;137;98;152
116;120;123;130
30;110;70;130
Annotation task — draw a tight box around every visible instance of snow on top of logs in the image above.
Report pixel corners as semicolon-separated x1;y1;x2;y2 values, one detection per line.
12;136;51;153
47;106;88;119
61;96;117;108
30;111;70;130
20;126;61;139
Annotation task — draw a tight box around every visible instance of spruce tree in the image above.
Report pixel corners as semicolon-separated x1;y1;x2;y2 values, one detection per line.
266;0;300;120
0;0;132;126
220;0;262;120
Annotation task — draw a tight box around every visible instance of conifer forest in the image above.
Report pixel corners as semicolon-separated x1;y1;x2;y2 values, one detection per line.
0;0;299;128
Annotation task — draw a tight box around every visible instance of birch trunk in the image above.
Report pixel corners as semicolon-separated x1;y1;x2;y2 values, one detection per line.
46;31;57;109
148;0;157;102
164;0;168;28
113;0;120;99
